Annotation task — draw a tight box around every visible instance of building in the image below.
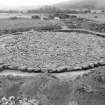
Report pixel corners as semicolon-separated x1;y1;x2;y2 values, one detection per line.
54;17;60;20
40;15;49;21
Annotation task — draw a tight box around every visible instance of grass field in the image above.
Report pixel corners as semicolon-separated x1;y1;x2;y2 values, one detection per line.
0;13;105;35
0;18;61;35
72;13;105;23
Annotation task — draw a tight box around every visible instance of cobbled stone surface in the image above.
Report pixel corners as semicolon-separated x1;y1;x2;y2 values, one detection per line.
0;31;105;72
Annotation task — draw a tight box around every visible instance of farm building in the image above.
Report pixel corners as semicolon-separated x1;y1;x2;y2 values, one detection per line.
90;10;103;14
90;10;96;14
16;15;31;19
40;15;49;21
54;17;60;20
96;10;102;13
52;13;70;19
31;15;40;19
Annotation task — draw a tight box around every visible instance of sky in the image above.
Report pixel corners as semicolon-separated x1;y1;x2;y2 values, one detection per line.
0;0;72;9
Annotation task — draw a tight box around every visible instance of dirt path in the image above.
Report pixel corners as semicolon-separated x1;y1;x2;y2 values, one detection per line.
60;27;105;38
0;70;90;80
0;70;39;77
53;70;90;80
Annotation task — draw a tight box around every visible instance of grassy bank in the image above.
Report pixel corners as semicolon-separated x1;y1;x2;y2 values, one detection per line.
0;19;61;35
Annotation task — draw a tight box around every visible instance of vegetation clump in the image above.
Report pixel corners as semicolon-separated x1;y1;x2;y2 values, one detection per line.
0;96;40;105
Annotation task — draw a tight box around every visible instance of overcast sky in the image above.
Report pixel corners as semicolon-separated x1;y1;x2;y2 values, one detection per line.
0;0;72;9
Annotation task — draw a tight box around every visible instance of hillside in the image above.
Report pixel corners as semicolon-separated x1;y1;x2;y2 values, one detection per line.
55;0;105;10
27;6;63;13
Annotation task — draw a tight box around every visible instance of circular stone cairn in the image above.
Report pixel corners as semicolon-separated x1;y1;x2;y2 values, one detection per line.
0;31;105;72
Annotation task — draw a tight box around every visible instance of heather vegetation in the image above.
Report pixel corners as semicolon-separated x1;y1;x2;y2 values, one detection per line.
0;74;73;105
0;67;105;105
0;96;39;105
73;66;105;105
